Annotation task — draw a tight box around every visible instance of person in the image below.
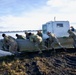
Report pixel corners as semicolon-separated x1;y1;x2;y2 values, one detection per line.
16;34;25;39
68;30;76;48
45;38;50;47
28;33;47;53
70;26;75;31
2;33;18;53
37;30;42;37
47;32;63;49
25;31;29;39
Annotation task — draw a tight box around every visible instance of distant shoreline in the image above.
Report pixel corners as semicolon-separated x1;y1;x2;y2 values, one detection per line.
0;30;42;33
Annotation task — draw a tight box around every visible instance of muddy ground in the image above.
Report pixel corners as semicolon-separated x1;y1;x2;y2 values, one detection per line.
0;49;76;75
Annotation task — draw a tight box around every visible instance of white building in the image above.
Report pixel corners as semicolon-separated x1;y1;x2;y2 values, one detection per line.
42;21;70;39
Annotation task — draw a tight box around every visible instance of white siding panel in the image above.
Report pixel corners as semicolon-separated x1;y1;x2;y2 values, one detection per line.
42;21;70;39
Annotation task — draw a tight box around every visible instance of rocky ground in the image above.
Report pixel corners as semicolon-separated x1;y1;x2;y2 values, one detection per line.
0;49;76;75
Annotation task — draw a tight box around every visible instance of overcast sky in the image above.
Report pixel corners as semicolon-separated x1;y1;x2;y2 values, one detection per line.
0;0;76;31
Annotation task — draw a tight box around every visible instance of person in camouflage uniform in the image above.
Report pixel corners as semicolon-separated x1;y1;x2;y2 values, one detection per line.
25;31;30;39
47;32;63;49
28;33;47;53
37;30;42;37
68;30;76;48
2;34;18;53
16;34;25;39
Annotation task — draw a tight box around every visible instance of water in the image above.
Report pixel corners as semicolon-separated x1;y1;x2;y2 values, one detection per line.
0;32;26;39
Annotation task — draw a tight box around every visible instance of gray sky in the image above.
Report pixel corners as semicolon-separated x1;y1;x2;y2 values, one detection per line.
0;0;76;31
